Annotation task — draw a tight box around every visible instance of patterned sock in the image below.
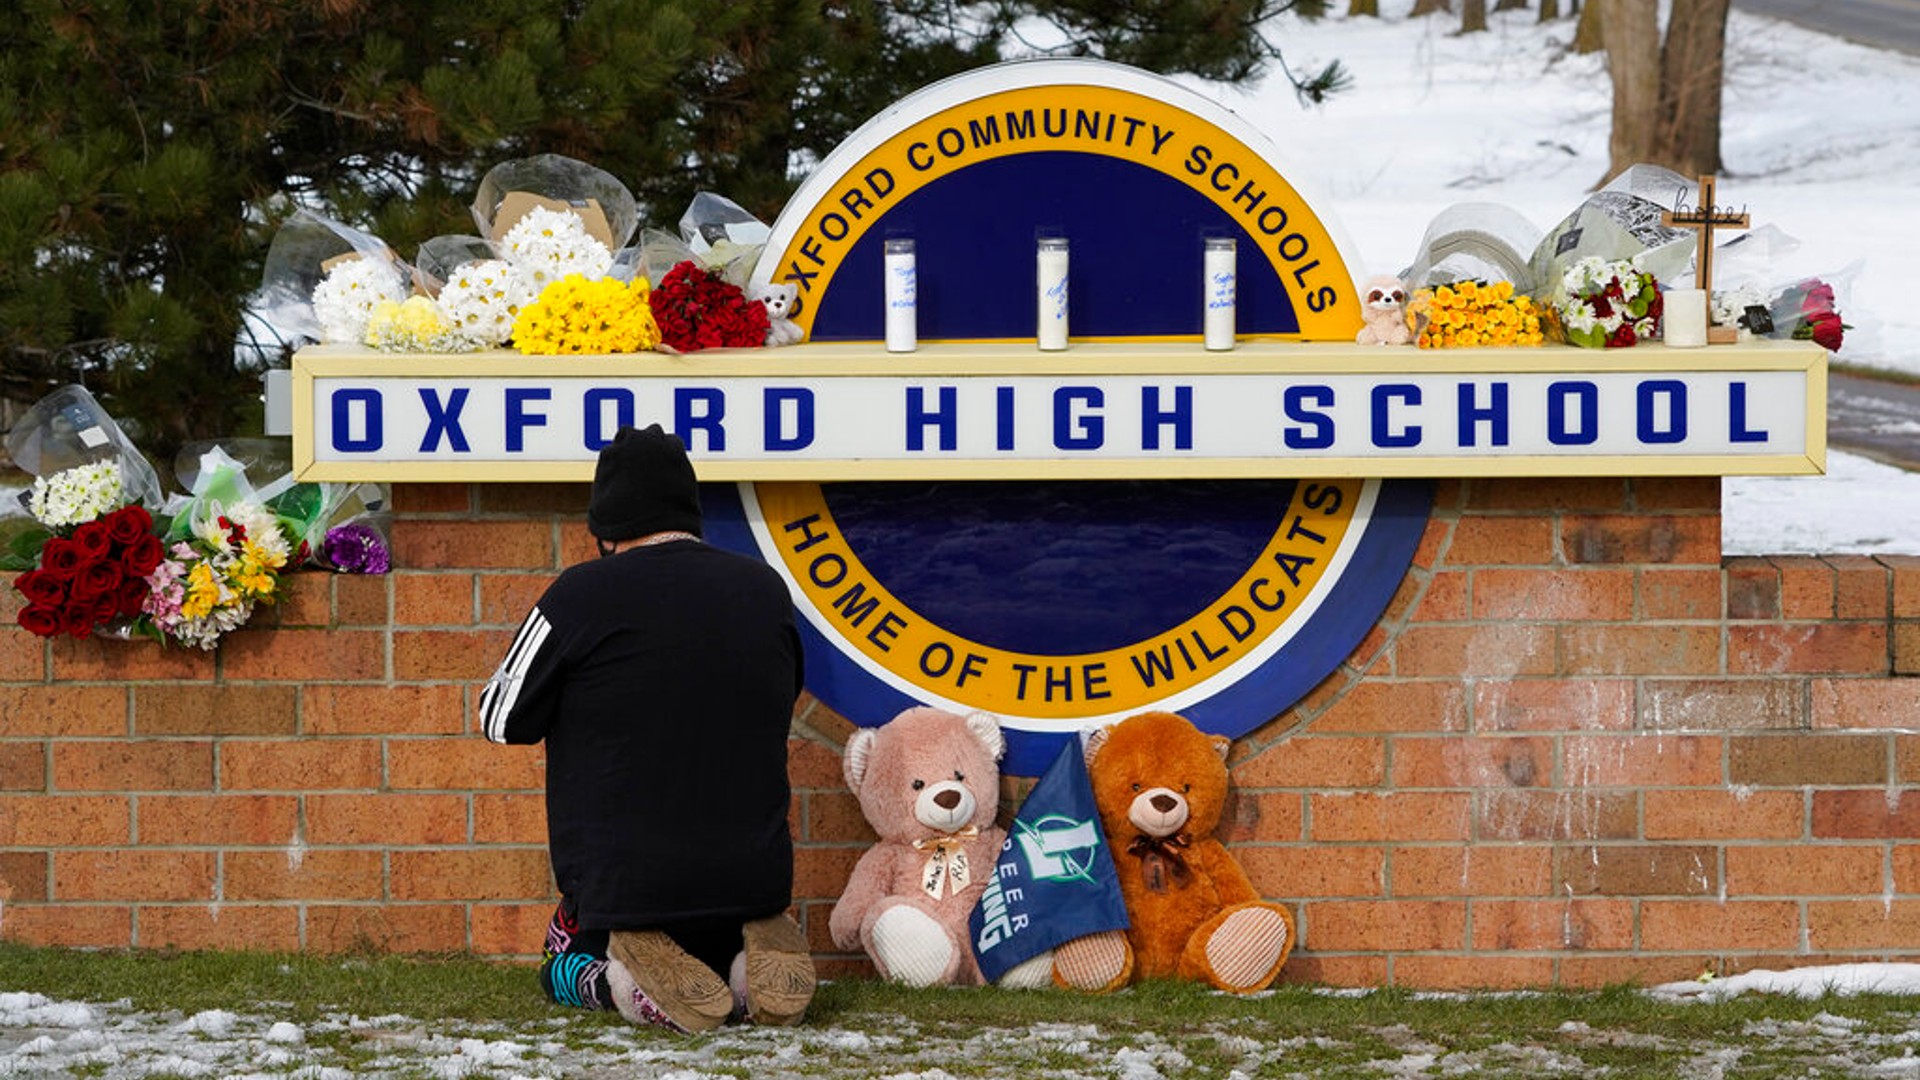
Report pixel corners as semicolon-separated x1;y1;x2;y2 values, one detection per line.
540;899;614;1010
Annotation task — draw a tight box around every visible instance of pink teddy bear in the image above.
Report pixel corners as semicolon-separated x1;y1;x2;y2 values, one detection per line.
829;707;1052;988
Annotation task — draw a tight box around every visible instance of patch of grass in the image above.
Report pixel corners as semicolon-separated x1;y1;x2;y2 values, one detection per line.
0;942;551;1023
8;944;1920;1078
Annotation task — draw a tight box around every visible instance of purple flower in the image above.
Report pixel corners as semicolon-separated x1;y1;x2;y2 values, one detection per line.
322;522;391;574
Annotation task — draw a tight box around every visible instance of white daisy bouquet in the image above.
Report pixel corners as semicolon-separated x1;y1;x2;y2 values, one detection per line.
258;209;414;347
313;256;411;344
27;459;126;529
435;259;536;348
499;205;615;293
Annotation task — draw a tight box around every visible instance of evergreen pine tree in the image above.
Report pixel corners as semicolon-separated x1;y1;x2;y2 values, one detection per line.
2;0;1335;462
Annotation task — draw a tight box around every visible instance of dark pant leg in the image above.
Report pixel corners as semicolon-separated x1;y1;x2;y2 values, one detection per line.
662;916;747;980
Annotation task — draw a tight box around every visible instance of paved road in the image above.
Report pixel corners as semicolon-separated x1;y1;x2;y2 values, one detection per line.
1829;371;1920;471
1733;0;1920;55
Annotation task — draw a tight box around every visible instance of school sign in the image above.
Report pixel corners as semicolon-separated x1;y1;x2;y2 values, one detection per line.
287;60;1825;773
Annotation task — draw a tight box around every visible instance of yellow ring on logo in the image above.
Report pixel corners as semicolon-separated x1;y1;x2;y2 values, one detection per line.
765;82;1359;341
754;479;1363;719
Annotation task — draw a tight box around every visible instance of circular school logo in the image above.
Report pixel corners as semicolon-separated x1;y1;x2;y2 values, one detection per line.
706;58;1429;774
705;475;1429;774
753;60;1363;344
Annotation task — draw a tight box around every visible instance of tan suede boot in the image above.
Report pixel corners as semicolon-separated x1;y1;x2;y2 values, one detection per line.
607;930;734;1033
740;913;816;1026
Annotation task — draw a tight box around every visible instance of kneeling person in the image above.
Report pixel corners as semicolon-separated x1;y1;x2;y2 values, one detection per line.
481;424;813;1031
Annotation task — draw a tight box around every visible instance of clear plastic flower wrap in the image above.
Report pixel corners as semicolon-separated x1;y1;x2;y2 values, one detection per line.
413;235;501;295
639;191;771;289
1708;227;1864;352
258;209;412;346
1400;202;1545;295
471;154;639;254
5;385;163;520
0;488;49;573
164;443;285;543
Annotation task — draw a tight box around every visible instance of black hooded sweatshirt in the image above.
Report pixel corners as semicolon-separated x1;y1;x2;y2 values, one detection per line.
481;539;803;931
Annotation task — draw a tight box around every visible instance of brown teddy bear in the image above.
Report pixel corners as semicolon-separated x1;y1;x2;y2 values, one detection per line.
1052;711;1294;994
830;706;1052;988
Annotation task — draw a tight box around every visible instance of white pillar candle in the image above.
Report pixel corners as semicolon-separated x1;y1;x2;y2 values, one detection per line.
1036;237;1069;351
1664;287;1708;348
884;238;917;353
1203;237;1237;351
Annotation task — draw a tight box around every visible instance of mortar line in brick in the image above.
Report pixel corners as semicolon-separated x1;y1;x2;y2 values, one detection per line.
1886;598;1898;673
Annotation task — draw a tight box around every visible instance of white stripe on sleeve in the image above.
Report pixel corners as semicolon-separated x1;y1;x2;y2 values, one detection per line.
482;606;553;743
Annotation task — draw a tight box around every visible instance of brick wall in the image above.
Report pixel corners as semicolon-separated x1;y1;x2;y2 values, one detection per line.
2;477;1917;988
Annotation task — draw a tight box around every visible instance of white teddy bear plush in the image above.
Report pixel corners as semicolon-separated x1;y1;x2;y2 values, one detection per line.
752;282;804;347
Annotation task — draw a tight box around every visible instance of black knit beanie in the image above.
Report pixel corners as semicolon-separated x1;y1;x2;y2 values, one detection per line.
587;424;703;541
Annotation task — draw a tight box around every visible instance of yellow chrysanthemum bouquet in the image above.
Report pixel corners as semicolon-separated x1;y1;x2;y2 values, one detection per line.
512;274;662;355
1408;280;1544;348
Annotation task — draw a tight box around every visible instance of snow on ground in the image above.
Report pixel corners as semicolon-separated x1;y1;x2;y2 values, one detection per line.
1651;963;1920;1001
6;6;1920;1077
6;975;1920;1078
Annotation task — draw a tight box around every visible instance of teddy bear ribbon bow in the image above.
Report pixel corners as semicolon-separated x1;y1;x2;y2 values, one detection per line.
911;827;978;900
1127;833;1194;893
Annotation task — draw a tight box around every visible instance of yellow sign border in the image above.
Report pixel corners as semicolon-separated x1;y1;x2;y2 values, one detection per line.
750;478;1362;719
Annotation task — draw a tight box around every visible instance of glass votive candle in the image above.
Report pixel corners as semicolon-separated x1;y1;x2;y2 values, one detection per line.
1036;237;1069;351
1203;236;1237;351
884;238;917;353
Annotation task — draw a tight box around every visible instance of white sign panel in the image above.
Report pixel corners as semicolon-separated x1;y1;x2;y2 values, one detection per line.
290;343;1826;481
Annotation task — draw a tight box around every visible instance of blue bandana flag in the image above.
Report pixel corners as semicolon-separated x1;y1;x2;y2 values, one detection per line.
970;737;1130;983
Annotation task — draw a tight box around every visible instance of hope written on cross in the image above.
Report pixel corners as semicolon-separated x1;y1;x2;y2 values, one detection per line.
1662;174;1750;344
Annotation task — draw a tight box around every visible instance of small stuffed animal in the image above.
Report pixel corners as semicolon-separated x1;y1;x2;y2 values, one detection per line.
1052;711;1294;994
830;707;1052;988
1355;275;1412;346
752;282;804;347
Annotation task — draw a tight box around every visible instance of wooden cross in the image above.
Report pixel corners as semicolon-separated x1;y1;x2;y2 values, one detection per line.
1662;174;1750;343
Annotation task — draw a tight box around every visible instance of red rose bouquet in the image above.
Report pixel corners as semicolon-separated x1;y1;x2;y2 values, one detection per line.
12;504;163;639
1769;278;1848;353
648;260;770;352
